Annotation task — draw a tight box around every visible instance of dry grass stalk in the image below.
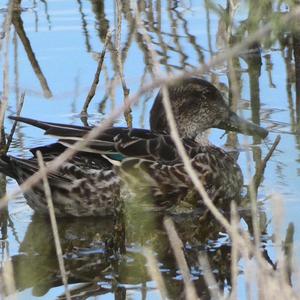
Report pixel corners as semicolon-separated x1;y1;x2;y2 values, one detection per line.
230;202;239;300
36;151;71;300
81;31;111;117
164;218;198;300
271;194;291;298
283;222;294;286
144;247;168;300
245;135;281;265
160;85;233;234
0;0;14;56
252;135;281;189
115;0;132;127
0;0;14;147
198;254;223;300
225;1;240;146
1;240;17;300
13;30;20;102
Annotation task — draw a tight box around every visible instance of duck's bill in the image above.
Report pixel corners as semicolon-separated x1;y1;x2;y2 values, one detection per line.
218;111;268;139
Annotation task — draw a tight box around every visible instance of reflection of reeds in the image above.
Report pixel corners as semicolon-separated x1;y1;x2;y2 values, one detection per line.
0;3;14;296
293;5;300;130
81;31;111;122
77;0;92;52
115;0;132;127
12;3;52;98
2;2;300;299
0;0;14;148
6;92;25;151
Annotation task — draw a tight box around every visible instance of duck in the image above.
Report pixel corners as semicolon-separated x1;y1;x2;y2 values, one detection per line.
0;77;268;217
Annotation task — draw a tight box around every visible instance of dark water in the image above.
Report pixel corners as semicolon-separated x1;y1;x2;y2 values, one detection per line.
0;0;300;299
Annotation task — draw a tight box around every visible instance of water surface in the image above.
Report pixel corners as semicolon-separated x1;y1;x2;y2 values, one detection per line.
0;1;300;299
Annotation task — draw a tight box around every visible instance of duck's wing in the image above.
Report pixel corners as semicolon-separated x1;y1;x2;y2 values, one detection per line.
5;143;113;182
9;116;198;162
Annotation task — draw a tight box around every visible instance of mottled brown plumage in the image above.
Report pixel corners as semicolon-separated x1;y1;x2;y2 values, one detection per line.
0;77;268;216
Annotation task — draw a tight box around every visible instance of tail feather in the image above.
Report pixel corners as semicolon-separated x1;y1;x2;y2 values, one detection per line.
8;116;90;137
0;155;16;179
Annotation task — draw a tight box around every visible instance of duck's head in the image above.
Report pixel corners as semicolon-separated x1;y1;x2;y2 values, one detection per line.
150;77;268;139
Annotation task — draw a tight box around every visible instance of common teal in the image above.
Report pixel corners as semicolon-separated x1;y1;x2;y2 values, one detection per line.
1;78;268;216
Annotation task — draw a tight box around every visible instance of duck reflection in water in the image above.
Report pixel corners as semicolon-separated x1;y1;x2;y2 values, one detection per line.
5;209;272;299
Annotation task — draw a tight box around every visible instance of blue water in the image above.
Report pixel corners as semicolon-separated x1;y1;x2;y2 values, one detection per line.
0;1;299;299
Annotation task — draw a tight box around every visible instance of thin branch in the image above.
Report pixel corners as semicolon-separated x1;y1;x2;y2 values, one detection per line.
36;151;71;300
81;31;111;118
252;135;281;190
115;0;132;127
0;0;14;147
5;92;25;152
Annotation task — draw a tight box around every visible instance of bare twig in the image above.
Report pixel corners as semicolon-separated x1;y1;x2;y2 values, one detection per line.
115;0;132;127
0;0;14;148
144;247;168;300
36;151;71;300
81;31;111;118
164;218;198;300
5;92;25;152
252;135;281;190
13;29;20;102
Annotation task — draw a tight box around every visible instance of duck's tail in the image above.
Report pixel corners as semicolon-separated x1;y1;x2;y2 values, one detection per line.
0;155;17;179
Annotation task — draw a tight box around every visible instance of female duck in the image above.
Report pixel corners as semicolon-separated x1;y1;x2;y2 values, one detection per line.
1;78;268;216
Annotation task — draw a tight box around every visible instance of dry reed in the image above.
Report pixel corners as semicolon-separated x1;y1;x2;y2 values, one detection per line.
144;247;169;300
81;31;111;117
36;151;71;300
164;218;198;300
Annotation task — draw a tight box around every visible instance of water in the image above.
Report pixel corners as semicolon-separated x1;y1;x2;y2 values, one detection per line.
0;0;299;299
